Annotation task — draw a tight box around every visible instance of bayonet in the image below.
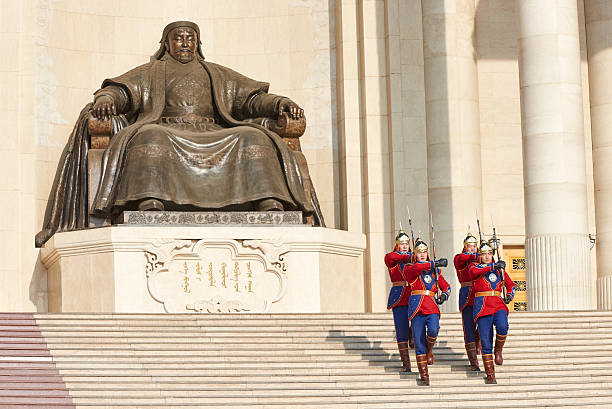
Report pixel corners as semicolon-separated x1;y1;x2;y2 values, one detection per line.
407;206;416;250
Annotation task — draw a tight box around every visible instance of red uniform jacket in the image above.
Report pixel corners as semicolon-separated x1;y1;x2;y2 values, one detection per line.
385;251;412;309
454;252;478;311
402;261;451;320
468;263;516;321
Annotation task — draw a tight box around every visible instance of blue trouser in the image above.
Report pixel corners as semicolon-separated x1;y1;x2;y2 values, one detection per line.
461;306;477;343
392;305;412;342
411;313;440;355
476;309;509;355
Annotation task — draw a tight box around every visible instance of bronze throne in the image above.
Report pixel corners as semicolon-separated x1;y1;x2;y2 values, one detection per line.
87;112;325;226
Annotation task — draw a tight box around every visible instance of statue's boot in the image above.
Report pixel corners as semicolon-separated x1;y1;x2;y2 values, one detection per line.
138;198;165;211
475;329;482;354
494;333;507;365
465;341;480;371
416;354;429;386
397;342;411;373
408;327;415;349
426;335;436;365
258;198;284;211
482;353;497;384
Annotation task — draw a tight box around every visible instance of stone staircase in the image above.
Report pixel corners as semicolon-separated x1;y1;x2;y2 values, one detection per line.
1;311;612;408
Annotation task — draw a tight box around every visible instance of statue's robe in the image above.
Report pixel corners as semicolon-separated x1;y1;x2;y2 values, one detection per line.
35;56;313;247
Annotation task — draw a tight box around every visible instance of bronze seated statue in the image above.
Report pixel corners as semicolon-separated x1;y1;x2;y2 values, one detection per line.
35;21;324;248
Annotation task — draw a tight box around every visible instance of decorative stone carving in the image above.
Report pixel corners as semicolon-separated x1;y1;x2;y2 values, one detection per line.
122;211;303;225
144;239;289;313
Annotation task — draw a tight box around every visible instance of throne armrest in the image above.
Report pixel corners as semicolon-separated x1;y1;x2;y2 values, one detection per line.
88;112;112;149
245;113;306;152
269;113;306;139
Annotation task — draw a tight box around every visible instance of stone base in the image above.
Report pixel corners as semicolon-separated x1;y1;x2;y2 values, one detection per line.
40;226;366;313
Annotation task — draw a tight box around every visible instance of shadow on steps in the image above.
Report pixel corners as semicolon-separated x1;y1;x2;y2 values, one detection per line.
325;329;483;379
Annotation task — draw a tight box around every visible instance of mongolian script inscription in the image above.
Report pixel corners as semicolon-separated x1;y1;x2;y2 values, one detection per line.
144;239;289;313
177;260;255;294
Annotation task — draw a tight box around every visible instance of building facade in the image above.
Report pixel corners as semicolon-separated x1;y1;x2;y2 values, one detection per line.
1;0;610;312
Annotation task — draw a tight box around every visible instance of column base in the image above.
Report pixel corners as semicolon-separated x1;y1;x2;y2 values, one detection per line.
526;234;595;310
598;275;612;310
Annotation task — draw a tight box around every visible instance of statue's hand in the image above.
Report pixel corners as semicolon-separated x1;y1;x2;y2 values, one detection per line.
278;100;304;120
92;95;117;120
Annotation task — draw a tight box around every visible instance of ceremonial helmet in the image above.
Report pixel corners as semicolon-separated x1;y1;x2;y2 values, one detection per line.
479;241;493;254
463;232;478;248
478;241;494;262
395;230;410;245
414;238;428;253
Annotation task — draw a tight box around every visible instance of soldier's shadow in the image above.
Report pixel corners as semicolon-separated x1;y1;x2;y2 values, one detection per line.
325;330;483;379
325;330;418;378
433;338;485;378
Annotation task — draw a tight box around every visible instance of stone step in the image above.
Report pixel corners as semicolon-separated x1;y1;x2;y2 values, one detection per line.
53;360;611;377
31;317;612;326
32;319;612;328
33;321;612;330
45;348;612;363
62;373;612;390
35;324;612;333
67;398;612;409
58;365;612;384
42;339;612;352
45;349;612;367
42;349;612;361
0;396;74;405
41;338;612;352
32;311;612;319
37;330;612;349
67;388;612;405
65;380;612;398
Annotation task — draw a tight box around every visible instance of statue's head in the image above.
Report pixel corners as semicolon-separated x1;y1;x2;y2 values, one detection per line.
153;21;205;62
167;26;197;63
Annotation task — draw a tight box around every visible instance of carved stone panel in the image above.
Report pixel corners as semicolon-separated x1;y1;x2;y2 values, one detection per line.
144;239;289;313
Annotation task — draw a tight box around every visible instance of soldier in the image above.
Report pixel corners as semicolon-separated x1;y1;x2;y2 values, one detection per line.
468;241;516;384
403;239;450;386
385;230;414;373
454;232;481;371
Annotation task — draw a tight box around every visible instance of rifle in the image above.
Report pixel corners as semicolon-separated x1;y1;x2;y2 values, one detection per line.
430;212;441;298
491;218;506;299
476;212;483;245
407;206;416;250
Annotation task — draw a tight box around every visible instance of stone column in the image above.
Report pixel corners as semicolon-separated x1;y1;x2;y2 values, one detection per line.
421;0;484;312
516;0;594;310
585;1;612;309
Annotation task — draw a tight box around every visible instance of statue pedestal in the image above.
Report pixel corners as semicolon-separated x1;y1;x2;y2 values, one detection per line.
40;225;366;313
